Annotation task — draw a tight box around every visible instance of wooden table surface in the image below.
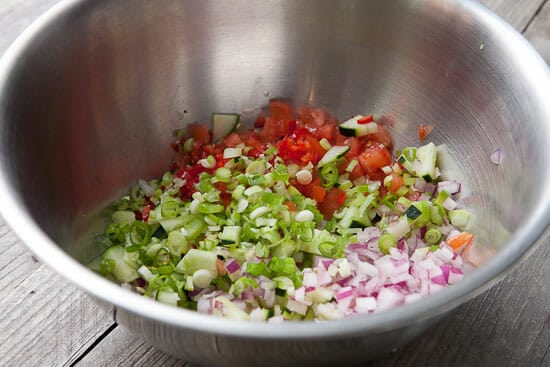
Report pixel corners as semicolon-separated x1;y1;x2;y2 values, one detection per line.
1;1;548;366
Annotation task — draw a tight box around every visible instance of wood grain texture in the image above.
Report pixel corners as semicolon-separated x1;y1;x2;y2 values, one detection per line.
480;0;545;30
524;0;550;63
0;263;115;367
76;326;188;367
0;0;548;367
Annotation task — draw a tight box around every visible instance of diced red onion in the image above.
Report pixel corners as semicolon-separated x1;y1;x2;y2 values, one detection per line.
355;297;377;314
442;197;457;210
357;227;381;244
424;183;437;195
286;298;308;315
225;260;240;274
335;286;354;301
437;180;461;195
490;148;503;165
197;298;212;314
138;179;155;196
376;287;405;312
413;179;426;192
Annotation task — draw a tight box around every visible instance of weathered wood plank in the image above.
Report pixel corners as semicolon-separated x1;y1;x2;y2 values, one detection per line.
524;0;550;63
0;264;115;367
0;218;41;290
480;0;545;30
76;326;188;367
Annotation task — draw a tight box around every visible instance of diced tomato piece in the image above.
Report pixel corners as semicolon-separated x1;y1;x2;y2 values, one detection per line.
294;178;327;203
269;99;293;121
189;124;211;144
277;129;326;164
213;182;227;192
141;204;154;222
388;174;405;193
312;123;336;141
223;133;242;147
358;145;392;176
343;137;361;158
284;201;297;211
202;144;216;155
297;106;313;124
262;117;290;142
368;125;393;149
310;185;327;203
254;111;266;128
338;156;364;178
418;124;434;141
319;188;346;218
220;193;232;208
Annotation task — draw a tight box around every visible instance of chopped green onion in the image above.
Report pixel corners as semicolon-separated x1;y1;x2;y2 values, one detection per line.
246;161;266;175
247;174;265;186
183;138;195;152
223;147;242;159
272;164;290;183
320;164;339;188
318;242;337;258
319;138;332;150
449;209;471;229
345;159;358;173
378;232;397;254
129;221;151;247
198;203;224;214
161;198;179;218
424;228;442;245
215;167;232;182
402;147;417;162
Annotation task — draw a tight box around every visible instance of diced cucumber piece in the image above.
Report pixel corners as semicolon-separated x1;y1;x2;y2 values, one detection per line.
167;230;189;256
182;216;207;240
159;216;186;232
175;249;219;277
298;229;336;256
411;142;438;182
250;307;271;321
338;115;378;137
214;296;249;320
385;216;411;240
449;209;471;229
339;206;360;229
220;225;242;245
156;287;180;306
102;245;139;283
212;113;240;142
111;210;136;226
317;146;350;167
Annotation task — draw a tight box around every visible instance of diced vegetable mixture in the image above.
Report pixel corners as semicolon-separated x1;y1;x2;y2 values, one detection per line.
96;101;473;321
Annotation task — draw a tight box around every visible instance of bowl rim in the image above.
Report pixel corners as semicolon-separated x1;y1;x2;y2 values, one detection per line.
0;0;549;339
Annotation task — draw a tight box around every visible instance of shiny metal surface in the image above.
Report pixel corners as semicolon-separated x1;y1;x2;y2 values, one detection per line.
0;1;548;366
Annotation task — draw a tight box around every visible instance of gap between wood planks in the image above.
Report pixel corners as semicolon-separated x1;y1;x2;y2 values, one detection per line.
521;0;549;33
65;324;118;367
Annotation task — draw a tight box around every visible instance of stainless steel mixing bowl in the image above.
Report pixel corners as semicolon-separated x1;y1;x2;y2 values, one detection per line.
0;1;549;366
